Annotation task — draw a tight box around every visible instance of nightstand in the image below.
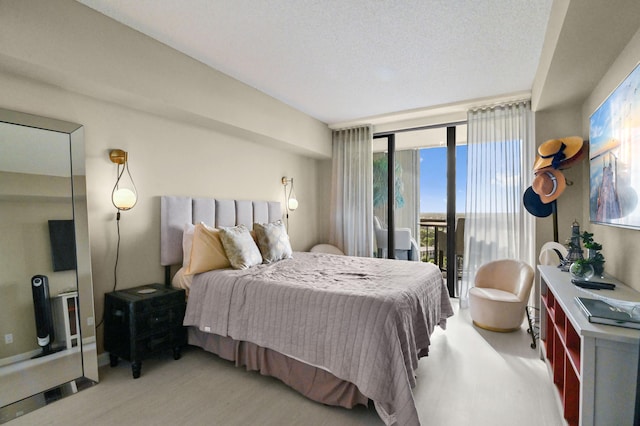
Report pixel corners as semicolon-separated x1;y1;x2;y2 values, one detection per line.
104;283;186;378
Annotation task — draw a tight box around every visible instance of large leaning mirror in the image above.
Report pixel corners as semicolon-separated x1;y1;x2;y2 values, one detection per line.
0;108;98;423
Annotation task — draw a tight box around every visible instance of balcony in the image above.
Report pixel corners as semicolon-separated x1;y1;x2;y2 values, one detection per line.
419;216;464;296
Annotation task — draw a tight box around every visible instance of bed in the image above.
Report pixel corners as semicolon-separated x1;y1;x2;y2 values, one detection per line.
160;196;454;426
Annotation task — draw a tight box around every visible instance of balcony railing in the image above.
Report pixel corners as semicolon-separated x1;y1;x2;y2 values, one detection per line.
419;219;448;267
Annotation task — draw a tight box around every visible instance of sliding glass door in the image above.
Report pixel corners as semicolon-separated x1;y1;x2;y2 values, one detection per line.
372;137;420;260
373;124;467;297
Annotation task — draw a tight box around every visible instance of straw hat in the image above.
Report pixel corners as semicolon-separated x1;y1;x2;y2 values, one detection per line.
533;136;584;171
557;139;587;169
532;167;566;204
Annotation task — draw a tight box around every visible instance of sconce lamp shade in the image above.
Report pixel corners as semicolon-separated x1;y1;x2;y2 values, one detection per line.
281;176;299;212
287;197;299;211
113;188;137;210
110;149;137;211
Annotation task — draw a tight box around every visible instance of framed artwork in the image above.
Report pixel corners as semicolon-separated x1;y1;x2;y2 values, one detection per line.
589;62;640;229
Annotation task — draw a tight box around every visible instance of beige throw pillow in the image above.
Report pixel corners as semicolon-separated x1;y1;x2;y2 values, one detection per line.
185;223;231;275
219;225;263;269
253;220;293;263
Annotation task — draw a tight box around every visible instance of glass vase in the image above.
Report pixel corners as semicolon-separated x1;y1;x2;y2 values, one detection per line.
569;262;595;280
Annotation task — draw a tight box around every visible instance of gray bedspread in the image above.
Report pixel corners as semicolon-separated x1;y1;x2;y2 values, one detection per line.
184;252;454;426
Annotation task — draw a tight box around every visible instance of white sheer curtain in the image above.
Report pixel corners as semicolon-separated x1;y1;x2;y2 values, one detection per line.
460;101;536;308
395;149;420;241
330;126;374;257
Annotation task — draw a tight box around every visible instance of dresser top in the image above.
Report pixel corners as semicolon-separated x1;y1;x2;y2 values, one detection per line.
539;265;640;343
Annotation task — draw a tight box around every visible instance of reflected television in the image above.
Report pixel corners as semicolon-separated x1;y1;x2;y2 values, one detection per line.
589;62;640;229
48;219;76;271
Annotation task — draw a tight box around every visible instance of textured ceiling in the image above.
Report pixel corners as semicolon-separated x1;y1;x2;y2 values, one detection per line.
77;0;553;125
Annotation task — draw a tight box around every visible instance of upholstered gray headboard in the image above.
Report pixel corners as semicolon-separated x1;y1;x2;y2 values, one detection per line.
160;196;282;268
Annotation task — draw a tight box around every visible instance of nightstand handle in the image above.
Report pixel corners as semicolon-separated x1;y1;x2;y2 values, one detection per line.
149;313;171;326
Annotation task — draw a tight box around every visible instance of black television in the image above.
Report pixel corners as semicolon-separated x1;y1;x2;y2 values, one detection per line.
48;220;76;271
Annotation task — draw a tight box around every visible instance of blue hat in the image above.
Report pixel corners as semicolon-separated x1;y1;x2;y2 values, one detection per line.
523;186;554;217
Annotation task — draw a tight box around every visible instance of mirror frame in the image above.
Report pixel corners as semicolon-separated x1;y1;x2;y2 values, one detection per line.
0;108;98;423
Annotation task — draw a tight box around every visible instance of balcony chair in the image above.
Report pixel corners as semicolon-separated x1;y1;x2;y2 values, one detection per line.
438;218;465;269
373;216;419;261
455;217;465;273
434;218;465;296
469;259;534;332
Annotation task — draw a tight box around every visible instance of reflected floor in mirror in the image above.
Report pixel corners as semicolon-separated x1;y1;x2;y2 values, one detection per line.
0;347;84;406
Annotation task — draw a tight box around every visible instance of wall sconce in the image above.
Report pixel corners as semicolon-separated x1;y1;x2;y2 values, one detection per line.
108;149;137;295
109;149;137;213
281;176;298;212
281;176;298;230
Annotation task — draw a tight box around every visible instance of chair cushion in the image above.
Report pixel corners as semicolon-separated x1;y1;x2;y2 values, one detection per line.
469;287;520;303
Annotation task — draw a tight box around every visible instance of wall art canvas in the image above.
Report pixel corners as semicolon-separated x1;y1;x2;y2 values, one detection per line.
589;62;640;229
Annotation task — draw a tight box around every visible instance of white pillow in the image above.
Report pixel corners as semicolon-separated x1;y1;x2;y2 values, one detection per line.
253;220;292;263
182;223;196;267
219;225;263;269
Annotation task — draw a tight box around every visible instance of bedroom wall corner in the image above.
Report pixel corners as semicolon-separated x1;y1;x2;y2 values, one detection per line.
533;105;584;258
314;159;334;247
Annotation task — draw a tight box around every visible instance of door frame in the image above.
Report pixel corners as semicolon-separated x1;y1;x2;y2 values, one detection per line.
374;122;465;297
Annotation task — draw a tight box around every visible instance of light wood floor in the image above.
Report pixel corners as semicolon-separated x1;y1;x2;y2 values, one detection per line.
10;302;565;425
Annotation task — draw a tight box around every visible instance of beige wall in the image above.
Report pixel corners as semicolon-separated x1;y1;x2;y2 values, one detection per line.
534;105;585;255
579;26;640;290
0;0;331;159
0;0;332;353
535;25;640;291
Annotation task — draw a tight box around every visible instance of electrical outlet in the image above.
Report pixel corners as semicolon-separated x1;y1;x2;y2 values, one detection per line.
4;333;13;344
87;316;94;326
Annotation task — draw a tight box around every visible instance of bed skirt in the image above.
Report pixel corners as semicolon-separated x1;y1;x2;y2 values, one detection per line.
188;328;369;409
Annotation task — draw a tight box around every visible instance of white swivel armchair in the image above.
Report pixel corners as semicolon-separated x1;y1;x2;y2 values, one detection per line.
469;259;534;332
373;217;418;261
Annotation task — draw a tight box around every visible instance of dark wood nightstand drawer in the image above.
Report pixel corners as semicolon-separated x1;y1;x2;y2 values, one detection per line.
132;328;185;360
134;304;183;334
104;283;186;378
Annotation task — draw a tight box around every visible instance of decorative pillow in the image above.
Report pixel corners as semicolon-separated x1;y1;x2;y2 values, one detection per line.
171;267;193;295
253;220;293;263
182;223;196;267
219;225;263;269
185;223;231;275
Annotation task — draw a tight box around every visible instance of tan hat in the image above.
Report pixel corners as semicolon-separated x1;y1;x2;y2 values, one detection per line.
533;136;584;171
532;167;566;204
556;139;587;169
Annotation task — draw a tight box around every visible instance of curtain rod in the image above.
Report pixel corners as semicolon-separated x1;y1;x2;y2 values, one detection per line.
468;98;531;113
